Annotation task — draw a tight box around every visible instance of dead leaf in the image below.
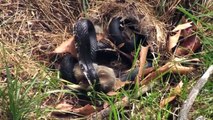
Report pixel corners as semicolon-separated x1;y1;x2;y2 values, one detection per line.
53;36;77;58
172;22;193;32
173;58;201;63
160;81;183;108
55;102;74;111
51;101;78;118
114;79;131;91
52;102;100;118
171;81;183;96
65;84;87;91
182;26;193;37
137;46;149;82
167;30;181;52
175;35;201;56
160;96;176;108
171;65;195;74
141;63;171;85
180;16;188;23
181;22;199;38
141;61;195;85
144;67;155;75
107;91;119;96
72;104;101;115
103;102;110;108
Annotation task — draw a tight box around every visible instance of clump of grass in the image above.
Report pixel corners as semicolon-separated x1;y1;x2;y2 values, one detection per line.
0;43;63;119
176;1;213;119
0;0;82;119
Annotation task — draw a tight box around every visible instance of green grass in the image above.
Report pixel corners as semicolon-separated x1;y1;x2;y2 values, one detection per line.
176;2;213;119
192;80;213;119
0;65;44;119
0;44;63;119
105;1;213;119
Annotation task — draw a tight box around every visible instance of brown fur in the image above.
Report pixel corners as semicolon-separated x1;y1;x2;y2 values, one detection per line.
73;63;116;93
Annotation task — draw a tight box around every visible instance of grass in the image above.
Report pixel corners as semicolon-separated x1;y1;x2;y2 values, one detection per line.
0;0;212;119
1;59;43;119
176;1;213;119
0;45;61;119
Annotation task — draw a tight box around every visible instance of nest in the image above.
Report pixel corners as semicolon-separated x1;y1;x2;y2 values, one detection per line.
84;0;167;53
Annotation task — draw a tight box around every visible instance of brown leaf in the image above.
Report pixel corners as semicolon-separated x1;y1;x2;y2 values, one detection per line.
160;96;176;108
51;102;80;118
180;16;188;23
55;102;74;111
173;58;201;63
172;22;193;32
72;104;101;116
160;81;183;108
114;79;131;91
167;30;181;52
144;67;155;75
175;35;201;56
182;26;193;37
141;63;171;85
171;65;195;74
103;102;110;109
181;22;198;37
107;91;119;96
53;36;77;58
171;81;183;96
137;46;149;82
53;34;106;58
141;61;194;85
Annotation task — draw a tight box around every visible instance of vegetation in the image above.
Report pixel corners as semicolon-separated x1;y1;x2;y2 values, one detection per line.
0;0;212;119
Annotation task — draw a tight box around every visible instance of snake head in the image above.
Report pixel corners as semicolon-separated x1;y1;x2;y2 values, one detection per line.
108;17;148;53
108;17;124;46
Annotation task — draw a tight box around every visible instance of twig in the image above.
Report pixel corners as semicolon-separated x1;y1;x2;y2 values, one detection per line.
87;97;128;120
178;65;213;120
141;62;171;85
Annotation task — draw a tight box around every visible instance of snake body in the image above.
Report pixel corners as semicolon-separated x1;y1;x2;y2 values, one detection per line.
74;19;100;89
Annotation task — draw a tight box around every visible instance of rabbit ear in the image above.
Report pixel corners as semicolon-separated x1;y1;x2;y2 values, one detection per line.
53;36;77;58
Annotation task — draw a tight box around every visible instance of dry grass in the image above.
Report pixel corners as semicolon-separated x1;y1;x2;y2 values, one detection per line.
0;0;81;76
86;0;167;53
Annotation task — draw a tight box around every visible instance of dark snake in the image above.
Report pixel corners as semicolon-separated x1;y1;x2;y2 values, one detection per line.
74;19;100;89
60;18;150;91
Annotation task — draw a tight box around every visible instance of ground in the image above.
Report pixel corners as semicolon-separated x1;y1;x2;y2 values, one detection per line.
0;0;212;120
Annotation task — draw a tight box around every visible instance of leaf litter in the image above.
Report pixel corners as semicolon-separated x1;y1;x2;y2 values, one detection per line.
52;15;202;119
